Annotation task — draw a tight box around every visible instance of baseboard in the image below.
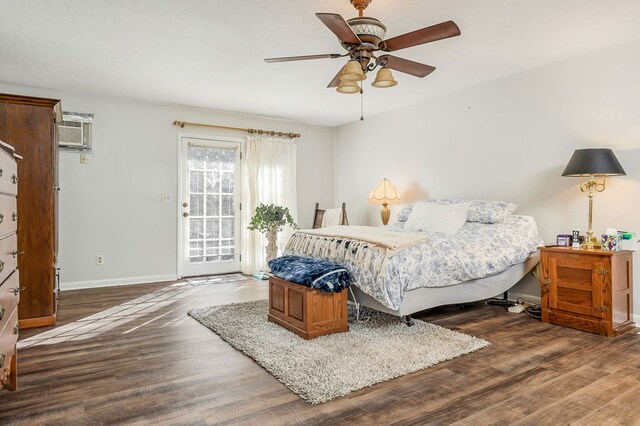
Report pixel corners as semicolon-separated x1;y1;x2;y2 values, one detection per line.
61;274;179;290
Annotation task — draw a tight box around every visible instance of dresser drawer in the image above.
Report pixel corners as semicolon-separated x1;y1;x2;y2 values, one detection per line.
0;307;18;386
0;234;17;286
0;194;17;237
0;151;17;197
0;271;19;333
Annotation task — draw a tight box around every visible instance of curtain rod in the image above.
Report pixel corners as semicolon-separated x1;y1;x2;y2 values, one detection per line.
173;120;301;139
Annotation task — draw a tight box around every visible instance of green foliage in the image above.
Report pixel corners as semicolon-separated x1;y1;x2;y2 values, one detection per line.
247;203;298;234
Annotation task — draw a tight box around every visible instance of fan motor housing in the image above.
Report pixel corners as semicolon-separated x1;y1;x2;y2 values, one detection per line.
345;17;386;49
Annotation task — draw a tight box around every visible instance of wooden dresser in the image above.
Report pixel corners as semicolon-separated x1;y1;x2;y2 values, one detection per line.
0;94;62;329
0;141;21;391
539;246;635;337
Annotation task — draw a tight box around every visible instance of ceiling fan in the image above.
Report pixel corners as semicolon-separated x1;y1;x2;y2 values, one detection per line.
264;0;461;94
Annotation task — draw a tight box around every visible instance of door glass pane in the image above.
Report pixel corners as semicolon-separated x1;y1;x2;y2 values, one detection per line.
188;144;237;264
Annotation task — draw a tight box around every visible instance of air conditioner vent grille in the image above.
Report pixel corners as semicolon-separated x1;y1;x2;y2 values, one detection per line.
59;112;93;150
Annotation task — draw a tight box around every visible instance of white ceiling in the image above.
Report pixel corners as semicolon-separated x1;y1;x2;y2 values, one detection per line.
1;0;640;127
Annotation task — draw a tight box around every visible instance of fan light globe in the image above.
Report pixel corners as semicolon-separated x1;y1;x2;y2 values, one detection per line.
372;67;398;88
341;60;366;82
336;79;360;94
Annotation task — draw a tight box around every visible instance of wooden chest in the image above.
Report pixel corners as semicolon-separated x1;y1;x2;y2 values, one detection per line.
539;246;634;337
268;275;349;340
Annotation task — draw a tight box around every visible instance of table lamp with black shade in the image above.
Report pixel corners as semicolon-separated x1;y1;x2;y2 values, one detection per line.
562;148;626;249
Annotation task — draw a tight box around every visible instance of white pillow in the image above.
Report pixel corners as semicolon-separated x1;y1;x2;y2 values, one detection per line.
405;202;470;234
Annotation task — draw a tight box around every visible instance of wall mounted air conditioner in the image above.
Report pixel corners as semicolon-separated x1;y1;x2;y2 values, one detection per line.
59;111;93;150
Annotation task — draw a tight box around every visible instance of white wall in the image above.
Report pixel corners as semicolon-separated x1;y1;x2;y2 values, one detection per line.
0;82;335;289
335;39;640;310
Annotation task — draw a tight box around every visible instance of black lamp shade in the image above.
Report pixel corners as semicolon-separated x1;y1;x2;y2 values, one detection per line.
561;148;626;177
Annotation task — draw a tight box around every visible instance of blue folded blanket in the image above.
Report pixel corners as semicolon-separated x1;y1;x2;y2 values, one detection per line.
268;255;351;293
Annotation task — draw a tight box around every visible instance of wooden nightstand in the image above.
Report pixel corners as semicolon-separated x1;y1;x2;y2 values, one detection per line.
539;246;635;336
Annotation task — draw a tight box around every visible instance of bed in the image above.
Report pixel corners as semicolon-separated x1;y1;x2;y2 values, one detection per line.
284;202;543;319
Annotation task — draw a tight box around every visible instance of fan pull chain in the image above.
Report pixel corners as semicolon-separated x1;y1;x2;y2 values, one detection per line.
360;84;364;121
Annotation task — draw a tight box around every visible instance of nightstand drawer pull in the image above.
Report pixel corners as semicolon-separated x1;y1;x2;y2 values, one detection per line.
596;306;609;312
595;269;609;275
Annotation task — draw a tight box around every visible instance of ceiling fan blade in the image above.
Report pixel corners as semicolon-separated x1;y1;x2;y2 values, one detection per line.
327;66;345;88
316;13;361;45
265;53;342;63
378;55;436;78
381;20;461;52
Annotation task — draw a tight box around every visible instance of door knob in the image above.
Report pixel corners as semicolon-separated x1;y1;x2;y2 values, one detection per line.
183;212;189;217
182;202;188;208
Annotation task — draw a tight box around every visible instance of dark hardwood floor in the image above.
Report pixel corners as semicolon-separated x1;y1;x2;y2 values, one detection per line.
2;278;639;425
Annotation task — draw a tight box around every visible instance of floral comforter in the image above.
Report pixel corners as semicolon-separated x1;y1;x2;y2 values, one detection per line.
284;215;543;310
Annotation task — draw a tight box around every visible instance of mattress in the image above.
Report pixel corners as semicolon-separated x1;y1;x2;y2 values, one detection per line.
285;215;543;310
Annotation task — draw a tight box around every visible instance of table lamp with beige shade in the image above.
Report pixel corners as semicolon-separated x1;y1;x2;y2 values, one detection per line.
369;178;400;225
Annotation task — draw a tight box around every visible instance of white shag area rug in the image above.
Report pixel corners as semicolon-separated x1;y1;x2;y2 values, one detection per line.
188;300;489;404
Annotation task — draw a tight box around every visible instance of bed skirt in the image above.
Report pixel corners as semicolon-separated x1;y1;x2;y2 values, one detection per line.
348;252;540;317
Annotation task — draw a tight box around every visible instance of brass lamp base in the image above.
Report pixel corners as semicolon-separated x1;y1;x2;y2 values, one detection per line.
380;203;390;225
581;234;600;249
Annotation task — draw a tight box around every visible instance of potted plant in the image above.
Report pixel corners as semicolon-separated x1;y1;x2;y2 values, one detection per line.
248;203;298;267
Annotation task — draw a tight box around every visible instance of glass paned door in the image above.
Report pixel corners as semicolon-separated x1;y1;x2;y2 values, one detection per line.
179;138;241;276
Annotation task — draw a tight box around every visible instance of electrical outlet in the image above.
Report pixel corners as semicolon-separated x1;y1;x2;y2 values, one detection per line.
96;255;104;265
161;193;171;203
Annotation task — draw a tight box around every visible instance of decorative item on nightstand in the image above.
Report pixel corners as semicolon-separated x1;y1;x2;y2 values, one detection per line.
561;148;626;249
369;178;400;225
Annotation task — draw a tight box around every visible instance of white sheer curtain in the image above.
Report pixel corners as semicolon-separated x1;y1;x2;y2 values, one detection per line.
241;134;297;273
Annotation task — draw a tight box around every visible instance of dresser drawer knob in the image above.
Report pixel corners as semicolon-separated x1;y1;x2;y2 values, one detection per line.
11;287;25;296
11;174;17;184
11;212;17;222
0;353;4;369
13;324;19;335
11;250;23;258
0;305;4;320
